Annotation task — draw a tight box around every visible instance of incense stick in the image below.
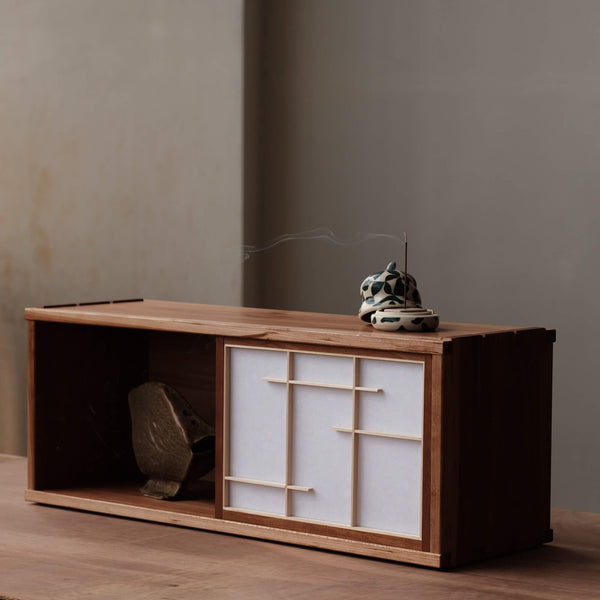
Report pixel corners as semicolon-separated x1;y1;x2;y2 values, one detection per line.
403;232;408;310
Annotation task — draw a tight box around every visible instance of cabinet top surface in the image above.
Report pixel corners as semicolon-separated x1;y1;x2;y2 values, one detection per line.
24;299;552;354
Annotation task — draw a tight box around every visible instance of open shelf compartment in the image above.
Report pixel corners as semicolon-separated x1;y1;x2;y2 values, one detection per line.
27;321;217;519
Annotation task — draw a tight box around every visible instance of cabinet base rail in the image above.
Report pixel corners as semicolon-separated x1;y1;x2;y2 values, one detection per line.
24;489;444;568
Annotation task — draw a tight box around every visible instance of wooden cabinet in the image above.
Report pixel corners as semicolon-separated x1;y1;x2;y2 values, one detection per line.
25;300;555;568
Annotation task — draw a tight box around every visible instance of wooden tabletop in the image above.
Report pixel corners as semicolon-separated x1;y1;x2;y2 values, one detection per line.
24;299;553;355
0;456;598;599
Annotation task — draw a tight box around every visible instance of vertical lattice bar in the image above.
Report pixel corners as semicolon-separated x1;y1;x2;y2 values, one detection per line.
351;356;359;527
285;351;294;517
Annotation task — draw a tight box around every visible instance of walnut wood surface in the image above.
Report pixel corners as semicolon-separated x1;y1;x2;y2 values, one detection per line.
24;299;551;354
2;456;599;600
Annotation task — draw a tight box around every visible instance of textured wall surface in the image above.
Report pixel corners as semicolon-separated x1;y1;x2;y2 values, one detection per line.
0;0;243;455
3;0;598;514
248;0;600;512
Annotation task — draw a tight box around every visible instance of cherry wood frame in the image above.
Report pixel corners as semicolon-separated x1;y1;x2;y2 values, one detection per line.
24;300;554;568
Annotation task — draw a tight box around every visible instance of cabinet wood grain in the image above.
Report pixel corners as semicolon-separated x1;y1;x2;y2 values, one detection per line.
25;299;554;568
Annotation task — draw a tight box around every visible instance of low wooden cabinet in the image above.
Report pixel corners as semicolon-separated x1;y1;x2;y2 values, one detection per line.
25;300;554;568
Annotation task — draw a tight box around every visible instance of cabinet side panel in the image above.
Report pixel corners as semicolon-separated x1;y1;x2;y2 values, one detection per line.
454;333;507;565
27;321;37;490
511;330;553;543
454;331;554;565
433;340;475;563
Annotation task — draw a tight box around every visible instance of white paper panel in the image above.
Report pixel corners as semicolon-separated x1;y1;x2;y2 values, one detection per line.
291;386;352;525
293;352;353;386
228;481;285;515
358;359;424;438
357;436;422;537
228;347;287;482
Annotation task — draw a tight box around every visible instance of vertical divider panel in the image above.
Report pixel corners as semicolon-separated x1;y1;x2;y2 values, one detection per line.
215;337;225;517
285;351;293;517
351;356;359;527
27;321;36;490
222;343;231;509
429;352;442;554
420;355;432;551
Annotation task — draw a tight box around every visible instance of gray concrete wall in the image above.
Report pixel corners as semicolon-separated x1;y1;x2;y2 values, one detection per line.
247;0;600;512
0;0;244;456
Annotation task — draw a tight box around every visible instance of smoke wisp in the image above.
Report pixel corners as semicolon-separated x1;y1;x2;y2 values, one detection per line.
243;227;405;260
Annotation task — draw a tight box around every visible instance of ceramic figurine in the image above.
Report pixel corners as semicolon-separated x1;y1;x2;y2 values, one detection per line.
359;261;439;332
128;382;215;500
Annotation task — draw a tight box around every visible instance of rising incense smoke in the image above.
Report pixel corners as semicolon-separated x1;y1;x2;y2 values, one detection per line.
243;227;405;261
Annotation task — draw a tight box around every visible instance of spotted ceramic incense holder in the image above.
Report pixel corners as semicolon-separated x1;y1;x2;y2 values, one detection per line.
358;259;439;332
